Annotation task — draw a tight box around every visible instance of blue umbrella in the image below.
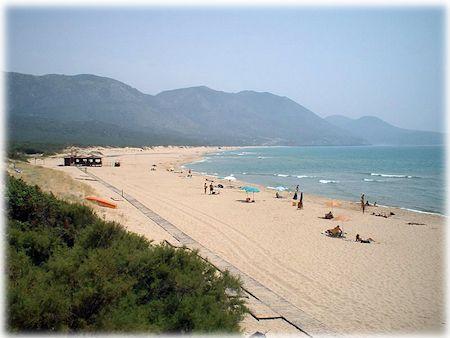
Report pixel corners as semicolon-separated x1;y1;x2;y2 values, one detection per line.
241;186;260;201
241;186;260;193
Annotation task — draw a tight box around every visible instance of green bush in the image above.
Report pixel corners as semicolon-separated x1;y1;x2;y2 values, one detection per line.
7;176;247;333
8;142;67;157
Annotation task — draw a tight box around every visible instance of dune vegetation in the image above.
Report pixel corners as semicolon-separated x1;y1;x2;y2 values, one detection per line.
6;176;248;332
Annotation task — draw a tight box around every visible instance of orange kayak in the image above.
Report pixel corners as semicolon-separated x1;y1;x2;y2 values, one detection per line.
86;196;117;209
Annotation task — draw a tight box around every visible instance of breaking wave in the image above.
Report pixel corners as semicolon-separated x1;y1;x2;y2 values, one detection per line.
370;173;415;178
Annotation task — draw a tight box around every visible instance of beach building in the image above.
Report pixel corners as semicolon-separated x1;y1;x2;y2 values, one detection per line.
64;155;102;167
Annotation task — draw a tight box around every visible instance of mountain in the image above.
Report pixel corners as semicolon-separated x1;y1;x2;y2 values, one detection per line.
325;115;443;146
6;71;365;146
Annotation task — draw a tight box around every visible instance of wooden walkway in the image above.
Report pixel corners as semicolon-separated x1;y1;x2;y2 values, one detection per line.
81;168;336;337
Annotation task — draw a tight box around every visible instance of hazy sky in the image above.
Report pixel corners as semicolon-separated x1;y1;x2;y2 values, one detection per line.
7;7;444;132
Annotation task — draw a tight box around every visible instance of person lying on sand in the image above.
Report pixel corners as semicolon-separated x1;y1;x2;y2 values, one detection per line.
355;234;375;243
371;211;395;218
372;212;387;218
325;225;343;237
407;222;425;226
324;211;333;219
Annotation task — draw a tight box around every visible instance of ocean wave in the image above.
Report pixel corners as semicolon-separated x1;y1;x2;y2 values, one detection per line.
370;173;415;178
192;158;208;164
276;174;289;177
237;151;253;156
363;178;388;183
267;186;288;191
296;175;317;178
319;179;339;184
400;207;442;215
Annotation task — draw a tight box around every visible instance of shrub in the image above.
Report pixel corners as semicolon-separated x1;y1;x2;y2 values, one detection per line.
6;176;248;333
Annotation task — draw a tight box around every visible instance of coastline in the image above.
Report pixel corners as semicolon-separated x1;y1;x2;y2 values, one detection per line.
18;145;444;334
181;148;446;218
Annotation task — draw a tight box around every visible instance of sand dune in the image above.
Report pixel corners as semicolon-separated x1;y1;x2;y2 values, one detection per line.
36;146;444;335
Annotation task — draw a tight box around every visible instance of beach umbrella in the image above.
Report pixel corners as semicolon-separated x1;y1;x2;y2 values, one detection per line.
325;200;341;208
241;186;260;193
274;186;286;191
241;186;260;201
326;200;341;211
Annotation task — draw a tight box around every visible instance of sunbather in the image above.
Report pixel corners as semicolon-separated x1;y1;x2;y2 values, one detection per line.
324;211;334;219
355;234;374;243
325;225;343;237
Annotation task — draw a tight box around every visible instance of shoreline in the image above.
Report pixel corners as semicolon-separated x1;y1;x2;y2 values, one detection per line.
180;148;446;218
22;145;444;334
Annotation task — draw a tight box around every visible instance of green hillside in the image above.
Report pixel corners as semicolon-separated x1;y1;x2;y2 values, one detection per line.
7;72;367;146
325;115;443;145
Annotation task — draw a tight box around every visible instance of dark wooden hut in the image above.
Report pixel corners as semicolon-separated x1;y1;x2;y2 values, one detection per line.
64;155;102;167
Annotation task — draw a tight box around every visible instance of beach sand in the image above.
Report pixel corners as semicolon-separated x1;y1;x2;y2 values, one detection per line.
23;145;444;335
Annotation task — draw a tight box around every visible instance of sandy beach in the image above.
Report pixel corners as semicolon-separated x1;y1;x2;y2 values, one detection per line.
20;145;444;335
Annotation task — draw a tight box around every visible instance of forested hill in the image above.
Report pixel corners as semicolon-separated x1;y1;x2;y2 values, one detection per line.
325;115;443;145
7;72;366;146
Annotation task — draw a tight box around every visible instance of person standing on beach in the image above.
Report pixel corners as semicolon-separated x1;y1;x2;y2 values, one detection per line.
361;194;365;213
297;191;303;209
293;185;299;200
204;182;207;194
209;182;214;195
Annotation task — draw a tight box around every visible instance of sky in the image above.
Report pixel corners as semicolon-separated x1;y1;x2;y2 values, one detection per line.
6;7;444;132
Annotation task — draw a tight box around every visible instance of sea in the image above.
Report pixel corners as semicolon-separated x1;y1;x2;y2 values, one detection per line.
185;145;446;215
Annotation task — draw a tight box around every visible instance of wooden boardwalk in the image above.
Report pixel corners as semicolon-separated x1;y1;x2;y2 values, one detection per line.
82;168;336;336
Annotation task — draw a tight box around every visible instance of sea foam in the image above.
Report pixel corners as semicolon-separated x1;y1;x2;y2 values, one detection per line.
319;180;339;184
371;173;414;178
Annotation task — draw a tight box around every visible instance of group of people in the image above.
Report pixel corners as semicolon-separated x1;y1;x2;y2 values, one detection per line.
274;185;304;209
204;181;214;194
324;226;375;243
